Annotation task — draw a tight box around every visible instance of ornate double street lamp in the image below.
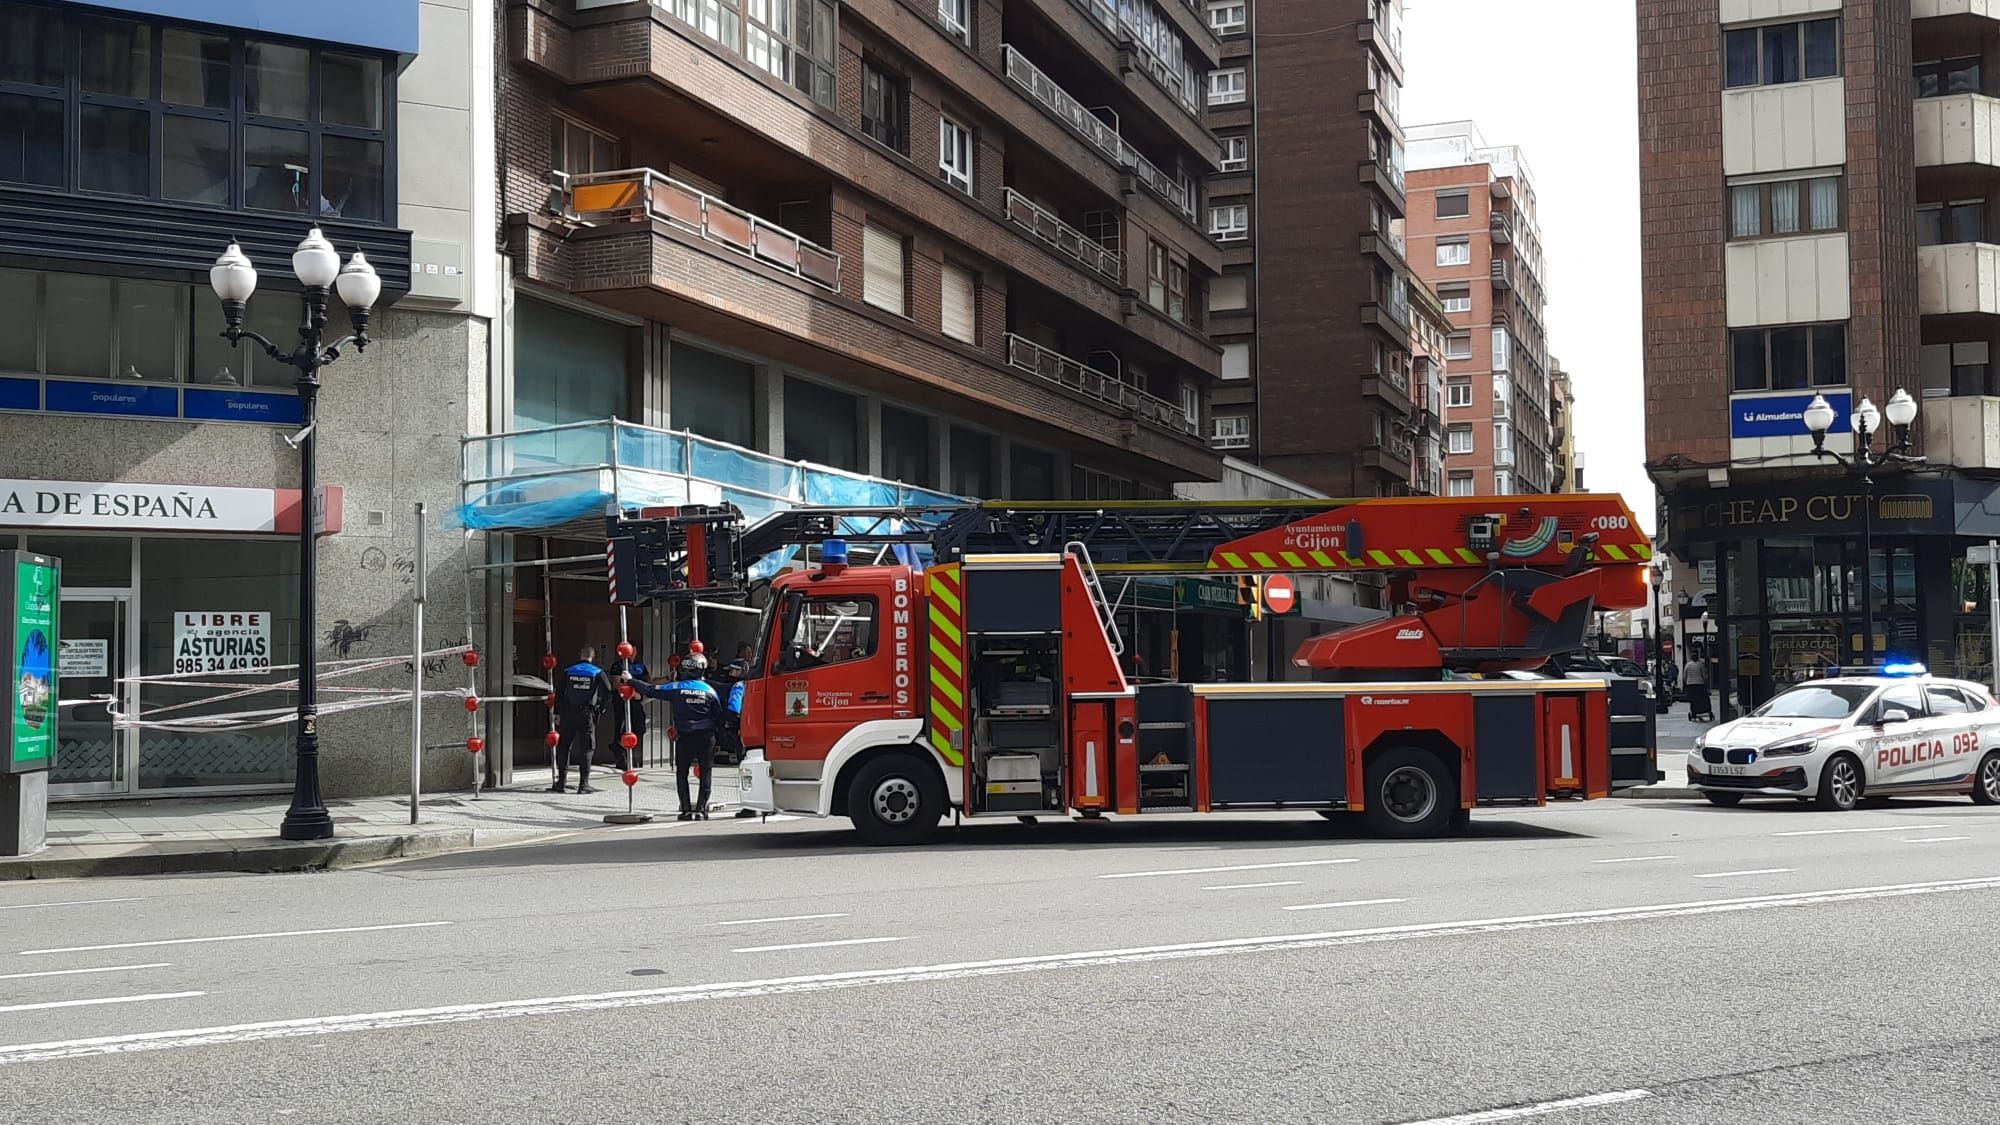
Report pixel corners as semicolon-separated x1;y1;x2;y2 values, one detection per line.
209;229;381;840
1802;388;1922;670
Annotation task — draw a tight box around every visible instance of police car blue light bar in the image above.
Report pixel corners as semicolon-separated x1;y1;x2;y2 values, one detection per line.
1880;661;1928;677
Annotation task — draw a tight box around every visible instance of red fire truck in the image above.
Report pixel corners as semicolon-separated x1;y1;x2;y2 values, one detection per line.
608;495;1654;843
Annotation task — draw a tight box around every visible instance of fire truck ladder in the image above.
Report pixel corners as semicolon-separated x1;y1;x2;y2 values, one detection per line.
1063;539;1125;656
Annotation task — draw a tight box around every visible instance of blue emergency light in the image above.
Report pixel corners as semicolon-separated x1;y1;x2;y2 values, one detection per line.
820;538;849;575
1880;660;1928;677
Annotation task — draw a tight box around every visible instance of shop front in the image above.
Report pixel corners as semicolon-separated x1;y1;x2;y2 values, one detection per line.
0;479;333;798
1666;475;2000;717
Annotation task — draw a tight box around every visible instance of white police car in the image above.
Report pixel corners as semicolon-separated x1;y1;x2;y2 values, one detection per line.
1688;664;2000;811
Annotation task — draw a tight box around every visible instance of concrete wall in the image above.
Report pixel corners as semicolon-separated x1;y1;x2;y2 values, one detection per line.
1724;233;1852;325
1719;0;1841;22
1722;79;1846;176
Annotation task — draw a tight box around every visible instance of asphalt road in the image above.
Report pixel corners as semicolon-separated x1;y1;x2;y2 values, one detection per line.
2;796;1998;1124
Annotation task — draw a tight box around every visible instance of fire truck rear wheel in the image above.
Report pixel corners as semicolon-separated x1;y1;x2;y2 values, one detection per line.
847;753;944;846
1361;746;1456;839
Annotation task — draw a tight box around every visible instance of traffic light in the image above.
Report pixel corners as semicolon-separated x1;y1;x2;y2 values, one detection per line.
1237;575;1263;622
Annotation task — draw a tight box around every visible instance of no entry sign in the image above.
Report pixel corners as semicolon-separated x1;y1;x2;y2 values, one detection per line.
1263;574;1298;616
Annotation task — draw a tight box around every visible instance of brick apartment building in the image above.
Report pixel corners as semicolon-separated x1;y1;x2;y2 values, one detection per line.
1551;361;1581;491
1403;121;1557;498
1640;0;2000;709
1200;0;1420;496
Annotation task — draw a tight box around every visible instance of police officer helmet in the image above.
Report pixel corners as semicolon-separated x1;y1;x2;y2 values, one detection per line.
681;652;709;675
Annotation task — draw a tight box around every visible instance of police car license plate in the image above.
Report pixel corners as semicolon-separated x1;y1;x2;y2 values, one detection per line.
1711;765;1750;776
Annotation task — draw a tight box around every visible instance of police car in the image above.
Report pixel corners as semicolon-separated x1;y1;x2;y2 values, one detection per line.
1688;664;2000;811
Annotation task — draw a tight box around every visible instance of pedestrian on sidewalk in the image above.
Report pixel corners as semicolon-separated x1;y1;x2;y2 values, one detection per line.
606;648;650;770
1681;657;1712;723
553;646;617;794
627;652;722;820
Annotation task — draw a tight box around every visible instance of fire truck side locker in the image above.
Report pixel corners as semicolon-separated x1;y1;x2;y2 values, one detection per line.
1195;691;1347;809
959;555;1068;817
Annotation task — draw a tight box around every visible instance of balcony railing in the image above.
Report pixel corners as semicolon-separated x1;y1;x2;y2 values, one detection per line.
1490;258;1513;290
1212;431;1251;451
1005;188;1122;280
561;168;842;292
1374;431;1414;464
1490;209;1513;244
1063;0;1202;118
1005;333;1198;437
1002;45;1195;221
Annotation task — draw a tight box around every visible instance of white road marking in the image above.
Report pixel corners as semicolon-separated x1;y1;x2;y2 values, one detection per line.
0;898;139;912
1592;855;1677;864
1902;836;1972;843
0;992;204;1016
1202;881;1305;891
18;921;453;957
1099;858;1358;879
712;913;850;927
1283;898;1406;912
731;937;909;954
1774;824;1947;837
5;876;2000;1066
1693;869;1793;879
1397;1088;1653;1124
0;963;170;982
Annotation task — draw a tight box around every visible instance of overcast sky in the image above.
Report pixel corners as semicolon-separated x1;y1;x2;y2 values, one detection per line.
1398;0;1652;531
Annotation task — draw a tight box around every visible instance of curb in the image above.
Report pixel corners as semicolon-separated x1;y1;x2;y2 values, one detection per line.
1615;786;1702;800
0;826;549;881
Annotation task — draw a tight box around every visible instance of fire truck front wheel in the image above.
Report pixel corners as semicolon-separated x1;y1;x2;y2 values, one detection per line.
1361;746;1458;839
847;753;945;846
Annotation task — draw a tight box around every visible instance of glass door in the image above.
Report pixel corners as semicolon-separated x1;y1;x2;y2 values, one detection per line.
52;594;132;795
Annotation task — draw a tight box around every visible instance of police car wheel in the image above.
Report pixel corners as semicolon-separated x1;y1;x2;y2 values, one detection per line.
1362;746;1457;839
1703;792;1743;807
847;753;944;846
1973;753;2000;806
1815;753;1863;812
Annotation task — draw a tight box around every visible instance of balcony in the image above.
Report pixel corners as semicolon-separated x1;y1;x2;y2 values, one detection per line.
1005;333;1198;437
1922;395;2000;469
1490;209;1513;245
1362;367;1412;411
1005;189;1122;281
1493;447;1516;469
1915;0;2000;18
1359;229;1407;270
1915;93;2000;171
1357;157;1408;217
1363;430;1414;477
562;168;842;291
1490;258;1514;290
1357;10;1405;80
1361;293;1412;344
1000;46;1197;223
1358;90;1402;137
1919;242;2000;316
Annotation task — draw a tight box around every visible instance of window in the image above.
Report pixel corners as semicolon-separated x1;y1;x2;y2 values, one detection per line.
939;115;972;194
1178;381;1199;424
1728;175;1841;240
1446;378;1473;408
551;115;620;177
1435;190;1470;219
1446;334;1473;360
1209;202;1249;241
1729;324;1847;391
777;596;880;671
1211;412;1250;450
1208;68;1246;106
1169;260;1188;322
1724;19;1838;89
1209;273;1249;312
1926;685;1972;716
862;63;906;152
863;222;907;316
938;0;970;41
882;405;934;488
1436;237;1471;266
1494;470;1513;495
1493;421;1513;453
1207;1;1246;33
1147;241;1168;308
1915;56;1982;99
1447;472;1475;497
1922;341;1993;398
1439;283;1471;314
1219;135;1248;172
1917;200;1987;246
950;425;995;496
941;262;976;344
1447;425;1474;454
1221;341;1250;380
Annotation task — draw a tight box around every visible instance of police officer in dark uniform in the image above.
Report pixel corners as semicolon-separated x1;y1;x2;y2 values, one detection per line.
628;652;722;819
606;649;650;770
552;645;615;794
710;658;749;766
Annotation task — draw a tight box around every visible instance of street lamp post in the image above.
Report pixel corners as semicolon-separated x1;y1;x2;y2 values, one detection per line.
1802;389;1922;670
209;230;381;841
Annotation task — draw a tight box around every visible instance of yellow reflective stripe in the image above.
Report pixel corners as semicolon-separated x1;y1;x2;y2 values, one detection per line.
1457;548;1483;564
1426;548;1453;565
1634;543;1654;560
929;671;964;709
1249;552;1276;569
928;727;963;765
1340;552;1362;567
930;693;962;727
1279;551;1306;569
1308;550;1337;568
1219;552;1246;569
1368;550;1393;566
928;637;962;677
929;577;961;616
928;606;961;645
1396;549;1423;566
1599;544;1627;561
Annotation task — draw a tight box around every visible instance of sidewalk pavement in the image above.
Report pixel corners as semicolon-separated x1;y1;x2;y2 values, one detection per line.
0;766;742;881
1619;702;1715;800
